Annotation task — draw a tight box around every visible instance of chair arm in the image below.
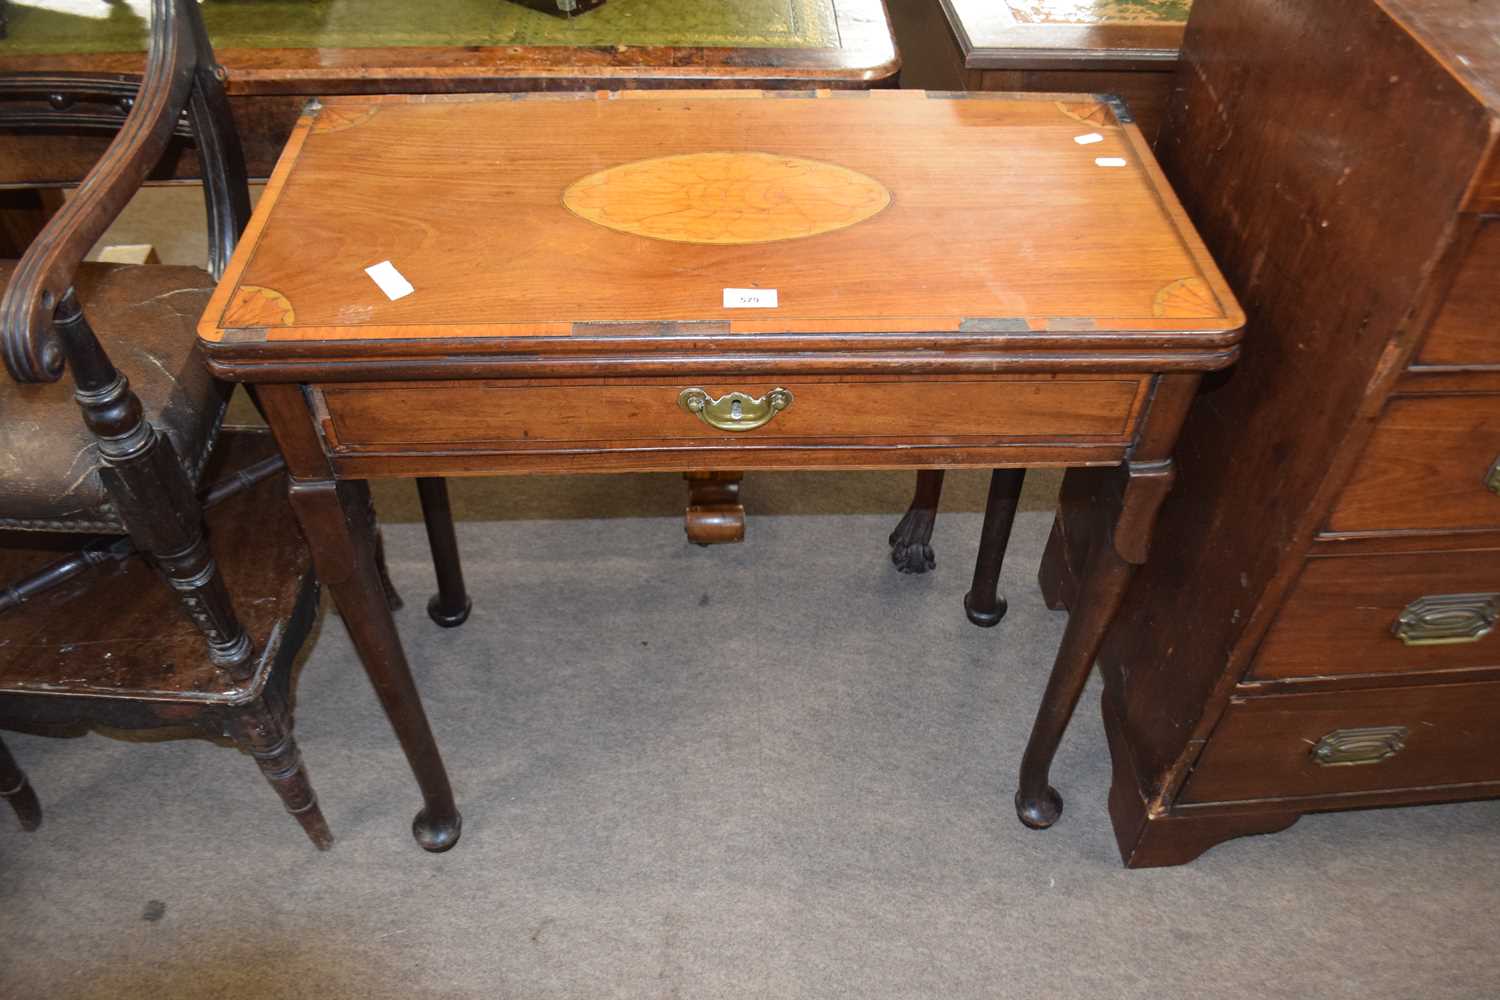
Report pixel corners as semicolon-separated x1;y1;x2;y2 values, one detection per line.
1;0;197;384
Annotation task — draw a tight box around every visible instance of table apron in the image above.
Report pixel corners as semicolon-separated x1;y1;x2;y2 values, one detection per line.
304;373;1151;477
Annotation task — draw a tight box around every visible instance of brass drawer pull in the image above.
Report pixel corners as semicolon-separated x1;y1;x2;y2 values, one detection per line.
678;387;793;432
1311;726;1408;767
1486;456;1500;497
1392;593;1499;646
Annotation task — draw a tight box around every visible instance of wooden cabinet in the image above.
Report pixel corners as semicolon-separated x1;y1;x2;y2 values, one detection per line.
1045;0;1500;866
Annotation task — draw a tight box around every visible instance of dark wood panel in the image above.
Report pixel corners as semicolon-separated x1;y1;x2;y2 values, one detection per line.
883;0;973;91
1181;681;1500;804
1416;218;1500;367
1092;0;1497;814
1248;548;1500;683
320;374;1149;450
1327;395;1500;534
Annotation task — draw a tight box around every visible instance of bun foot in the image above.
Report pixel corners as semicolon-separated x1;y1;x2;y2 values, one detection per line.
963;591;1008;628
426;594;472;629
1015;786;1063;829
413;807;463;852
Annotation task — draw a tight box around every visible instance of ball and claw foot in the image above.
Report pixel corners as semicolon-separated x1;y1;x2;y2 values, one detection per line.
1015;787;1064;830
413;807;463;852
426;594;472;629
888;514;938;574
963;592;1008;628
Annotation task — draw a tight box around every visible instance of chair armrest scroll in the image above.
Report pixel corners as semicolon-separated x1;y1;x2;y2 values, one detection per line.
0;0;197;384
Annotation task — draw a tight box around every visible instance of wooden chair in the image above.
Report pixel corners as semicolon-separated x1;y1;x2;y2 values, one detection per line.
0;0;338;848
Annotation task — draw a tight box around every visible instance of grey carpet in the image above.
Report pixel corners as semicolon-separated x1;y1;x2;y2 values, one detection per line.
2;469;1497;1000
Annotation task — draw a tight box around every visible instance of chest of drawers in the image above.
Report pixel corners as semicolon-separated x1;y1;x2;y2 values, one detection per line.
1042;0;1500;866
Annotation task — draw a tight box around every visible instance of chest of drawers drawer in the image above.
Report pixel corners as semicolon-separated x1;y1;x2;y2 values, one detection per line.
1416;220;1500;367
1248;548;1500;684
1180;680;1500;805
314;374;1151;461
1326;395;1500;534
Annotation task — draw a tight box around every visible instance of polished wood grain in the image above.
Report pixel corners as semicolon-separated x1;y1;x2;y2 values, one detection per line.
1325;395;1500;535
1247;548;1500;685
199;91;1237;351
1179;682;1500;805
1415;219;1500;367
201;78;1242;858
317;375;1149;453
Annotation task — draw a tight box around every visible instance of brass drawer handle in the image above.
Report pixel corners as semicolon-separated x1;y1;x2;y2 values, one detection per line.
1311;726;1408;767
1486;455;1500;497
678;387;792;432
1392;593;1498;646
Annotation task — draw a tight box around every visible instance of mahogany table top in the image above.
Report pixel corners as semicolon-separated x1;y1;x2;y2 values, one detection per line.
199;90;1241;369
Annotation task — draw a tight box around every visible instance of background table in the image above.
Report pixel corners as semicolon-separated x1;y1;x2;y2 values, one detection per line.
0;0;899;184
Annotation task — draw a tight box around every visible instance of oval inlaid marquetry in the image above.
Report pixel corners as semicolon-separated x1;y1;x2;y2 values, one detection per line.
223;285;295;328
562;151;891;245
1152;277;1220;318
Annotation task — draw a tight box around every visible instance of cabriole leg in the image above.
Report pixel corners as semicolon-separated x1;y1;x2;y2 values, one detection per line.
1015;537;1135;829
287;476;462;852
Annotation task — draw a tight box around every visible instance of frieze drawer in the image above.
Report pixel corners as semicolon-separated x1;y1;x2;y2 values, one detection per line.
316;374;1150;457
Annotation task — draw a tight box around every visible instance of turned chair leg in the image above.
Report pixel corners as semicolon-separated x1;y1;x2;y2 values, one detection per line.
964;469;1027;627
0;735;41;832
416;477;471;627
233;695;333;850
889;469;945;573
55;293;256;679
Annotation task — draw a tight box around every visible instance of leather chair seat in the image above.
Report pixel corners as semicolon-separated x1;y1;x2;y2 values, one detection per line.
0;260;229;532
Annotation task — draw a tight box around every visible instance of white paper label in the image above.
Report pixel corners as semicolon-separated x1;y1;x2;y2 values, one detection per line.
1094;157;1128;168
723;288;778;309
365;260;414;301
1073;132;1105;145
